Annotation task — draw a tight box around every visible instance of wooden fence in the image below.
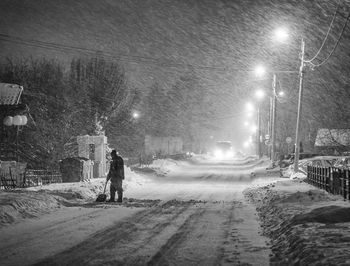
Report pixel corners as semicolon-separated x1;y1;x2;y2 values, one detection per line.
307;166;350;200
0;168;62;189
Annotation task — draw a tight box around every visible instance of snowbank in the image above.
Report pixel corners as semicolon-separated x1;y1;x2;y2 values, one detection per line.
0;166;147;227
245;180;350;265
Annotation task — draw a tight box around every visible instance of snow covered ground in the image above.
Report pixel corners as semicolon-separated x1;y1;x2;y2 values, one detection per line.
0;155;349;265
245;179;350;265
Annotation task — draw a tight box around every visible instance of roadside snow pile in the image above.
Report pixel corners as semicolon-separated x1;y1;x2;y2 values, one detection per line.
245;180;350;265
26;179;105;200
0;167;146;227
289;171;307;180
0;190;62;226
142;158;186;177
26;167;144;199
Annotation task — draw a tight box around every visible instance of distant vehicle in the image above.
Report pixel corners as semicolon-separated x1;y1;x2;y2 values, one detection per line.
213;141;234;159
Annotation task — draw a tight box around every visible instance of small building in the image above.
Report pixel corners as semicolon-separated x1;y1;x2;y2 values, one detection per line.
144;135;183;157
63;135;107;178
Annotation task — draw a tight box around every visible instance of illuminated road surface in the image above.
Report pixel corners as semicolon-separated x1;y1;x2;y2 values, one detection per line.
0;157;281;266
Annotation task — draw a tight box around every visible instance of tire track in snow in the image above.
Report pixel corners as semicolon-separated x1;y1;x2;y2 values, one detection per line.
33;200;202;266
0;208;108;263
147;202;243;266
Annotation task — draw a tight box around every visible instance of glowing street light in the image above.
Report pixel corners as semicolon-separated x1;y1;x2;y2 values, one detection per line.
273;27;289;43
255;89;265;100
132;111;139;119
254;65;266;78
243;140;250;148
271;26;306;172
245;102;255;112
250;124;257;133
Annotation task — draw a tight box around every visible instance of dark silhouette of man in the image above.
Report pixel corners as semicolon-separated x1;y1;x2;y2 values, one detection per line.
106;150;124;202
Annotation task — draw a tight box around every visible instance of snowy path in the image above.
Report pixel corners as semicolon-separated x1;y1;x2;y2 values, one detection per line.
0;158;278;265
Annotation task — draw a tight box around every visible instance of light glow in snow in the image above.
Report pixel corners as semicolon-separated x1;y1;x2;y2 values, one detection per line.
254;65;266;77
255;89;265;100
273;27;289;43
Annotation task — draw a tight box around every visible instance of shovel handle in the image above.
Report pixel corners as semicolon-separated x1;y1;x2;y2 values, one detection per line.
103;179;108;194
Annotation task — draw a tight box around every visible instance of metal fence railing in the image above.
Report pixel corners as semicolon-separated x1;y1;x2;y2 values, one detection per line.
307;166;350;200
24;169;62;187
0;168;62;189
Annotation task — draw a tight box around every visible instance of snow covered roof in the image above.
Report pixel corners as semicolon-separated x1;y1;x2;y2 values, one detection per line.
315;128;350;147
0;83;23;105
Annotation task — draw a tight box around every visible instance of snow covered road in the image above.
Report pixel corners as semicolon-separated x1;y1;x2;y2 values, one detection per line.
0;157;280;265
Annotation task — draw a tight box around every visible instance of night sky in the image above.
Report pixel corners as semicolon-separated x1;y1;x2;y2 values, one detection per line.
1;0;349;148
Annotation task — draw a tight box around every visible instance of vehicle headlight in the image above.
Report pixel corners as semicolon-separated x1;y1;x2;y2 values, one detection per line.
227;150;234;157
214;150;223;158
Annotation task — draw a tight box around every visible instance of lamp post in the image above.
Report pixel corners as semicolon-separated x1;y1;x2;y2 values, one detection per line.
254;66;278;162
255;90;265;158
245;102;260;157
3;115;28;162
293;38;305;173
271;73;277;162
272;27;305;172
257;106;262;158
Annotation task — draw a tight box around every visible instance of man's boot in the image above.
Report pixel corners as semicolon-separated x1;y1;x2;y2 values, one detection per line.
107;195;115;202
108;190;115;202
117;192;123;203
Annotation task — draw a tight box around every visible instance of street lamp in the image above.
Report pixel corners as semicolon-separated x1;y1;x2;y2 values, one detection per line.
293;38;305;173
254;90;266;159
271;27;305;172
245;102;255;112
255;89;265;100
245;102;260;157
132;111;140;119
273;27;289;43
253;65;278;162
254;65;266;78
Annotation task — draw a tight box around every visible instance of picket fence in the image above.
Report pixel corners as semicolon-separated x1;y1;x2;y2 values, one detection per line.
307;166;350;200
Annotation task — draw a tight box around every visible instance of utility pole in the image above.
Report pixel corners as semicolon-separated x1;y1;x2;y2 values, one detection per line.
257;107;261;158
294;38;305;173
271;73;277;163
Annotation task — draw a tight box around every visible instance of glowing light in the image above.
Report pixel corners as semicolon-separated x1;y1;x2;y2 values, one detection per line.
278;91;285;97
244;121;249;127
255;89;265;100
251;125;257;132
213;148;234;160
246;102;255;112
132;112;139;119
274;27;289;43
255;65;266;78
214;149;223;159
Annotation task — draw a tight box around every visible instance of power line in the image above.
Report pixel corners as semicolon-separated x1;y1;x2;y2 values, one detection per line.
0;33;239;72
309;9;350;68
304;0;341;63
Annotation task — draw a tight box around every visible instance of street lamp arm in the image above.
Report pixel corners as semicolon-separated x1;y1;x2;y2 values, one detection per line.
270;70;299;74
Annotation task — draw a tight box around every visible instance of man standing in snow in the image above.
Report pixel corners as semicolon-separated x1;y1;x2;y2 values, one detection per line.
107;150;125;202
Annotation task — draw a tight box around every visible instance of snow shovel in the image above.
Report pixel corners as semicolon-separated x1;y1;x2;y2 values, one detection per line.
96;180;108;202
